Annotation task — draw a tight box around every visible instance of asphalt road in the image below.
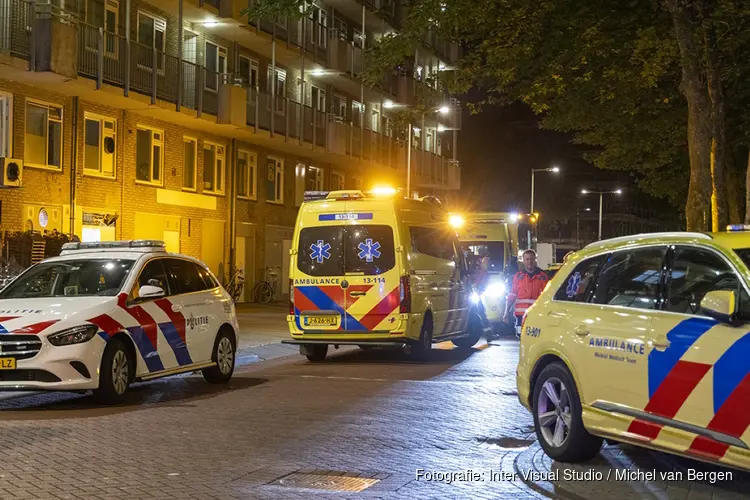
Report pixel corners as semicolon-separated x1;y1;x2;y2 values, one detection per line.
0;304;747;499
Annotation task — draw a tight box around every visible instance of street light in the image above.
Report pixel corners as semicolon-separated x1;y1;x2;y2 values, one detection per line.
581;189;623;240
405;105;453;197
530;166;560;215
576;207;591;248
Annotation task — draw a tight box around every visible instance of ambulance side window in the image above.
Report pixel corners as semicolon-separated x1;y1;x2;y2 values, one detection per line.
666;246;739;315
554;255;606;303
410;227;454;261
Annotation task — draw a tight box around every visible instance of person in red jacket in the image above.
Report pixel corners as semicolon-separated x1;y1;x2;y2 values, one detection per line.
503;249;549;329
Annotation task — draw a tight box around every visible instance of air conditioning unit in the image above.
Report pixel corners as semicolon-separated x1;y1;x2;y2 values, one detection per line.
0;158;22;188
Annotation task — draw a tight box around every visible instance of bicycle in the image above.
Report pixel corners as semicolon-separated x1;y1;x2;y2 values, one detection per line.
225;267;245;303
253;267;279;304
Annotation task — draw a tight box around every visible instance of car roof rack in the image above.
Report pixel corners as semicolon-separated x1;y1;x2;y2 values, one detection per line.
60;240;167;255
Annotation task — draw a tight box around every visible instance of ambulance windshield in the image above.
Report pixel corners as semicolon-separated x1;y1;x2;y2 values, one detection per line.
298;225;395;276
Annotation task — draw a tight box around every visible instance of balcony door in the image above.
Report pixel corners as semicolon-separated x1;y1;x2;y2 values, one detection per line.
182;30;198;108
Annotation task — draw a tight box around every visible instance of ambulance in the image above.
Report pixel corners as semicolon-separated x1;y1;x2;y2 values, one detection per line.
284;190;481;361
517;228;750;471
456;212;530;335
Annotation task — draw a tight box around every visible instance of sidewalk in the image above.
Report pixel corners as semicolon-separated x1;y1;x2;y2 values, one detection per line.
234;301;298;363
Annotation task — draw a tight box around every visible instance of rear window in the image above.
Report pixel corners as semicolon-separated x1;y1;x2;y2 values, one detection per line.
298;225;395;276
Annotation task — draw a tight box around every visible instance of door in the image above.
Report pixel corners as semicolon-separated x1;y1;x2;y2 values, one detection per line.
182;31;198;108
127;258;179;373
341;223;400;332
201;219;225;280
640;245;750;458
567;246;666;415
164;258;215;363
407;226;457;338
163;229;179;253
235;236;247;303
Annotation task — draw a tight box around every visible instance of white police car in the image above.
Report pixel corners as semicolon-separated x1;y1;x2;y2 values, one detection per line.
0;240;238;403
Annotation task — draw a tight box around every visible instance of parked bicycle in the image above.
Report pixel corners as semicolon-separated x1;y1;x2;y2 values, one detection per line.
253;267;279;304
225;267;245;303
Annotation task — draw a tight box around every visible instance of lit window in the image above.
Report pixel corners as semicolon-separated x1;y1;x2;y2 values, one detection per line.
203;142;225;194
25;100;62;169
266;156;284;203
237;149;257;199
183;137;197;190
136;126;164;184
84;114;116;177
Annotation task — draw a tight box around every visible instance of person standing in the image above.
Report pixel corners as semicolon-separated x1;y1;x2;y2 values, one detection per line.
503;249;549;331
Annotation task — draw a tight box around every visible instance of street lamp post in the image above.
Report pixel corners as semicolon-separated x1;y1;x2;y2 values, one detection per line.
576;207;591;248
530;166;560;214
386;101;451;198
581;189;623;240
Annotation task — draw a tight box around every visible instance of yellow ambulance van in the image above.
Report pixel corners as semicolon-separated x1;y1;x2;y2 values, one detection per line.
283;190;481;361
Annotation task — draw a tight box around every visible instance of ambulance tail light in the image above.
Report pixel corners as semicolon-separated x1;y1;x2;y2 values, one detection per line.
289;279;295;315
399;275;411;313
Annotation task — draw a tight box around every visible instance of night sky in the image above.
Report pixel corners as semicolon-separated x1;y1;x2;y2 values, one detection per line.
455;102;633;218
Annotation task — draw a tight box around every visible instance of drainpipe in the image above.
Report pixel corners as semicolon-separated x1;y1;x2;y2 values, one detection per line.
360;2;365;160
177;0;183;111
228;138;237;275
271;25;276;137
69;96;78;237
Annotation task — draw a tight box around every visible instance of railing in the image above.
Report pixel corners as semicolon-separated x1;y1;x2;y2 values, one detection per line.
0;0;32;60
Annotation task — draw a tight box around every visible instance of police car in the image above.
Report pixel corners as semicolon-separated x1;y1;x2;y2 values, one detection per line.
0;240;238;403
517;228;750;471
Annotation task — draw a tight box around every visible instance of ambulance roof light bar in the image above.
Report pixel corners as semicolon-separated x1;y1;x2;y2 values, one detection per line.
727;224;750;232
304;190;367;202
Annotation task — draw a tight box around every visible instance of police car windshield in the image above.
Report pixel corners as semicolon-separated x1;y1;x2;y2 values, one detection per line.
463;242;505;272
0;259;135;299
298;225;395;276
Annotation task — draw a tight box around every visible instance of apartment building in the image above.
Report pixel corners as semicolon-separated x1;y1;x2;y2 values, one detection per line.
0;0;461;300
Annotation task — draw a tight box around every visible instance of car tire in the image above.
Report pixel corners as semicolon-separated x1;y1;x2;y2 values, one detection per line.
408;315;433;360
202;329;236;384
532;362;602;462
93;338;131;405
305;344;328;362
452;312;482;349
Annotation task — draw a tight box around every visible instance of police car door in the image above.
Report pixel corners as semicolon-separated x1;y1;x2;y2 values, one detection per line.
163;258;214;365
568;247;663;419
641;245;750;461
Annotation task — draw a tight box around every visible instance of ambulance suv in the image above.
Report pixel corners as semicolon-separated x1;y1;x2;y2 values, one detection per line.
0;240;238;403
517;229;750;471
284;190;481;361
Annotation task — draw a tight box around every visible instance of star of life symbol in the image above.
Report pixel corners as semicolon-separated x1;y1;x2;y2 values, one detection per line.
566;272;581;298
310;240;332;264
357;238;381;263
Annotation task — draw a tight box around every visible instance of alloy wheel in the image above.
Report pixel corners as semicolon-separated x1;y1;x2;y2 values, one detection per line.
217;337;234;375
537;376;572;448
112;350;129;395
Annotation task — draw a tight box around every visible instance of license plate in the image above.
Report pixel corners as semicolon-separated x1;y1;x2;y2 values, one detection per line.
0;358;16;369
302;315;338;327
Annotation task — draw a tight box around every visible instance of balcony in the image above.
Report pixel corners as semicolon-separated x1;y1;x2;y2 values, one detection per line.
0;0;32;61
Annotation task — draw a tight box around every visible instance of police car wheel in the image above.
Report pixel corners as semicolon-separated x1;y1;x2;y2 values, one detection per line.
532;362;602;462
203;329;236;383
93;338;131;404
305;344;328;362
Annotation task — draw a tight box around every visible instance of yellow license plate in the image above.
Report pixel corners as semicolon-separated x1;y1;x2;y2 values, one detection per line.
302;316;338;327
0;358;16;369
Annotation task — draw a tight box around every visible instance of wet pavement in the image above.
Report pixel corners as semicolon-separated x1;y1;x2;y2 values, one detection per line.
0;306;746;499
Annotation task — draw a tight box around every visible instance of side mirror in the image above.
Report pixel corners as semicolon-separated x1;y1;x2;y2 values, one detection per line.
138;285;165;299
700;290;737;324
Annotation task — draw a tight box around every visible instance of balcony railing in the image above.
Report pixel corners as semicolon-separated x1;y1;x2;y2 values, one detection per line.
0;0;33;60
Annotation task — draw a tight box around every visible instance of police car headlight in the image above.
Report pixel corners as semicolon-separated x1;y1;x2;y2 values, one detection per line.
470;292;481;304
47;325;99;347
482;283;506;299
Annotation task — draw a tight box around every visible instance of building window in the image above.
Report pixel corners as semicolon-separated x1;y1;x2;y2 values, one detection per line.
183;137;197;190
239;55;258;88
0;92;12;158
237;149;257;199
333;17;347;40
135;126;164;184
331;170;344;190
83;113;116;177
203;142;225;194
309;6;327;48
352;101;364;127
85;0;119;57
333;93;346;121
311;86;325;112
370;103;380;132
266;67;286;113
25;100;62;169
136;11;166;71
266;156;284;203
306;166;323;191
205;41;227;92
